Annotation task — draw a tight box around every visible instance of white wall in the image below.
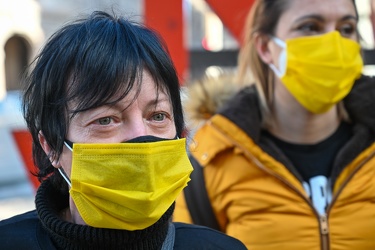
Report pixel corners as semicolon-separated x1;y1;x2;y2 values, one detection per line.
0;0;44;101
38;0;143;40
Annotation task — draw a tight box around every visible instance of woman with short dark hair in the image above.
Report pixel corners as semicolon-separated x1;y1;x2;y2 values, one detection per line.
0;11;246;250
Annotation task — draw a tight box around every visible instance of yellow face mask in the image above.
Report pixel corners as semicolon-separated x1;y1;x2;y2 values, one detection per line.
269;31;363;113
59;137;193;230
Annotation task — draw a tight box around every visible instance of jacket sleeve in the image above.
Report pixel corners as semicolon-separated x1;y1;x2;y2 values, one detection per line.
181;116;269;248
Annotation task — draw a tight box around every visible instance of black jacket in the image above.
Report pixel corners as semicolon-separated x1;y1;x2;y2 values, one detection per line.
0;179;246;250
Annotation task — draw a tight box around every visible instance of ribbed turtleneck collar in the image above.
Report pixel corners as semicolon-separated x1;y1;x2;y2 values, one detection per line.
35;179;172;250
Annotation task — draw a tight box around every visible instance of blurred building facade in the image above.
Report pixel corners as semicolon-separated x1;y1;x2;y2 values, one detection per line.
0;0;142;101
0;0;43;100
1;0;375;100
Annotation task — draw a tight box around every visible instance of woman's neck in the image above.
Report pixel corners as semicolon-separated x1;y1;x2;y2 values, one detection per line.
269;108;340;144
268;83;341;144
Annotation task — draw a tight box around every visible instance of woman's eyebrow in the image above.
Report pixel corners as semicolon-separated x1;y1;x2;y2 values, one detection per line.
340;15;358;22
294;14;325;23
294;14;357;24
144;97;171;109
102;95;171;112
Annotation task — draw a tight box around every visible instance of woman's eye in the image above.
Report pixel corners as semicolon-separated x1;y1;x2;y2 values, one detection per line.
152;113;166;121
297;22;320;34
295;21;322;36
338;24;355;37
98;117;112;125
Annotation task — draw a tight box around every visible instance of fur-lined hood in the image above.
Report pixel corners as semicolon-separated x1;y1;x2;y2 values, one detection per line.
182;73;243;134
183;73;375;135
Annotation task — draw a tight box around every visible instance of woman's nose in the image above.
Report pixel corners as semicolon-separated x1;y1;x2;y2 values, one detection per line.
325;24;337;34
124;118;148;140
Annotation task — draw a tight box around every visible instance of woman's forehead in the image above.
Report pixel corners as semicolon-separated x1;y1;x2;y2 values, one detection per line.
282;0;356;19
68;70;170;111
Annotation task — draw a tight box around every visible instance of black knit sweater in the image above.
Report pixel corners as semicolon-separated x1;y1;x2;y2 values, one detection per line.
35;179;172;250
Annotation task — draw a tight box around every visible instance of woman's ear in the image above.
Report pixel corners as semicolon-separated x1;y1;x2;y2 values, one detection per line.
254;33;274;65
38;131;59;168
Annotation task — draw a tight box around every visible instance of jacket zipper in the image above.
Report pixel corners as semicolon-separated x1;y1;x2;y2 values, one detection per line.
321;148;375;249
244;144;374;250
320;215;329;250
212;122;375;250
239;143;330;249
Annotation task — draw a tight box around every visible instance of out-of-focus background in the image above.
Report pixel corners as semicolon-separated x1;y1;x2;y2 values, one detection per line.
1;0;375;220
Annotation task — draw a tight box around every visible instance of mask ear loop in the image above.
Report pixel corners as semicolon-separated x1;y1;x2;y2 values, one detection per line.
57;141;73;188
58;167;72;188
269;36;287;78
272;36;286;48
64;141;73;151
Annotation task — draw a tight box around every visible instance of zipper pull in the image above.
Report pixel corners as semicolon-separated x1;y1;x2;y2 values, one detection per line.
320;215;329;235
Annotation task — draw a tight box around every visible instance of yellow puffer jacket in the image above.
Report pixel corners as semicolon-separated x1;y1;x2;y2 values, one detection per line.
174;75;375;250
